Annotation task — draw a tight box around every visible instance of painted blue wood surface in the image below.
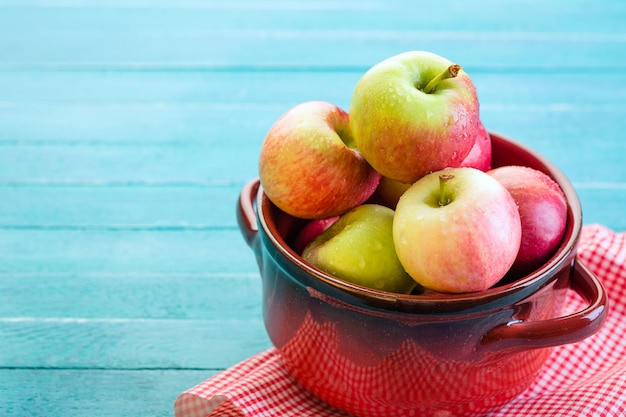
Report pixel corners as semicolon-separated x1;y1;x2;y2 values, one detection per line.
0;1;624;416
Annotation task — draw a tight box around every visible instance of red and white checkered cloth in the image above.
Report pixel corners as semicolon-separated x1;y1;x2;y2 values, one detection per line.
175;224;626;417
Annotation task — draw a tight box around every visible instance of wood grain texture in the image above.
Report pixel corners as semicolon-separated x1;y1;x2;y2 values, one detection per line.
0;318;271;369
0;186;244;227
0;369;216;417
0;229;257;273
0;271;263;319
1;1;624;416
1;2;625;70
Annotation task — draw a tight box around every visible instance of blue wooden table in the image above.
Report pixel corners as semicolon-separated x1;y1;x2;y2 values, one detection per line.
0;1;624;416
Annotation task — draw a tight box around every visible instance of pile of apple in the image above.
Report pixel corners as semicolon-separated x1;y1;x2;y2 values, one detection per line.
258;51;567;294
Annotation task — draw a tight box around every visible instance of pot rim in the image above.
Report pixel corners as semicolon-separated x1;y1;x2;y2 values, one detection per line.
256;132;583;314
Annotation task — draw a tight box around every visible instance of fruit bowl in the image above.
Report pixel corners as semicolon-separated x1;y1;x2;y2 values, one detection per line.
237;132;608;417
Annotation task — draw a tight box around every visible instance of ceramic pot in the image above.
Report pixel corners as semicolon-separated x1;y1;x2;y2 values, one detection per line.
237;133;608;417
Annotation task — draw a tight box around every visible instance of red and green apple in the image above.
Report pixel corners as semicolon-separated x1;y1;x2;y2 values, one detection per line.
393;167;522;293
259;100;380;219
375;120;492;209
349;51;480;183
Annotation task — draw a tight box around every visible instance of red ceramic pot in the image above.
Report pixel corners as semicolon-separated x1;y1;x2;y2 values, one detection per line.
237;133;608;417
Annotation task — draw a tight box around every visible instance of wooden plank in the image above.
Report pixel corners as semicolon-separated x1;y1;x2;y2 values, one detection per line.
2;0;624;21
1;1;624;38
0;185;244;228
578;188;626;231
6;99;622;173
0;71;625;108
0;110;623;185
0;369;218;417
0;3;625;69
0;271;262;320
0;229;259;274
0;102;284;148
0;183;624;232
0;143;261;184
0;318;271;369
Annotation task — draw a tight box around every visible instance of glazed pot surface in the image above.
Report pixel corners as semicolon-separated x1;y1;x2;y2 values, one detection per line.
237;133;608;417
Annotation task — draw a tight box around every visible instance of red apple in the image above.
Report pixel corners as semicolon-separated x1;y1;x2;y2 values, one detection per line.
393;167;522;293
488;165;567;277
349;51;480;183
460;121;491;171
259;101;381;219
292;217;339;255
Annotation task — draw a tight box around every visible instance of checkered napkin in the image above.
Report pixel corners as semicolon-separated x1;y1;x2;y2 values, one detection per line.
175;224;626;417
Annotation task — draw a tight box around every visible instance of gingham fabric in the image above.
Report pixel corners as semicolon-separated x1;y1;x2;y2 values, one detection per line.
175;224;626;417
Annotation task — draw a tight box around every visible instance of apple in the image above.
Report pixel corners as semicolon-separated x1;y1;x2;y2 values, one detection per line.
375;176;412;209
488;165;567;277
460;120;491;171
292;216;339;255
259;100;381;219
349;51;480;184
302;204;416;294
375;121;492;209
393;167;522;293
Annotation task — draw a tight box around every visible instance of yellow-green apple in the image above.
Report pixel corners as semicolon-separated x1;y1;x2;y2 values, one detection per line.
375;121;492;209
375;176;412;209
302;204;416;294
393;167;521;293
259;101;381;219
488;165;567;277
349;51;480;183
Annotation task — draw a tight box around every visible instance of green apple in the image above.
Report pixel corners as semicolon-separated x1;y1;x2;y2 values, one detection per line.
259;100;380;219
349;51;480;184
393;167;521;293
302;204;416;294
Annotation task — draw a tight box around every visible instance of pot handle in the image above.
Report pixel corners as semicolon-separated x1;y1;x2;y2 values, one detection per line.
481;259;608;352
237;178;260;248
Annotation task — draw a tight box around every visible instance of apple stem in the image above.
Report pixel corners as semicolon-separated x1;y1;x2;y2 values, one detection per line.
423;64;462;93
438;174;454;206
